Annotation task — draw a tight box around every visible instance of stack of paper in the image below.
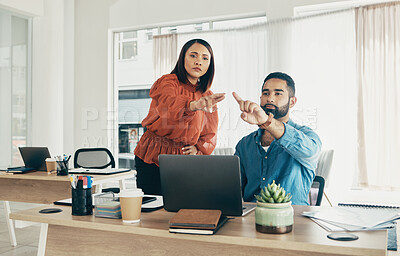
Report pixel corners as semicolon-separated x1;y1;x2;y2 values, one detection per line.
302;207;400;231
94;201;121;219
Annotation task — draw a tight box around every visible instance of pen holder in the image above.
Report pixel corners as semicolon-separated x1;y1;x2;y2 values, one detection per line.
72;187;93;216
56;160;69;176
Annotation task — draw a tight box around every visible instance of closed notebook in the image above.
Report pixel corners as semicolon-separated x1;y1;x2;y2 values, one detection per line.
169;209;222;230
6;167;35;173
169;215;229;235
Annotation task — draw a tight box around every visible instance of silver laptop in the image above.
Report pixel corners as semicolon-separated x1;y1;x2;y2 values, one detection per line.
159;154;255;217
68;168;131;175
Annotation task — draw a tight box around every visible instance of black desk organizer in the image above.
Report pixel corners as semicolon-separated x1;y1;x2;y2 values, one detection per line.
72;179;92;216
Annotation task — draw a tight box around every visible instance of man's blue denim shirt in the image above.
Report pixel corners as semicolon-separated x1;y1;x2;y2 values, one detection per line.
234;119;322;205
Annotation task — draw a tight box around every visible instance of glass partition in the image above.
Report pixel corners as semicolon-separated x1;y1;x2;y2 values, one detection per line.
0;10;31;166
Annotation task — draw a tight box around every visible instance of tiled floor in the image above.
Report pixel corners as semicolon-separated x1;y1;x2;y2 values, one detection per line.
0;202;41;256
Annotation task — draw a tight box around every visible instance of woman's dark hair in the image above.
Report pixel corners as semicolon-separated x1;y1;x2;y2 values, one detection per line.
171;39;215;93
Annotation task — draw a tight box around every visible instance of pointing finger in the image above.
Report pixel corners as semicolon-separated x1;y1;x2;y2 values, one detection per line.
212;93;226;99
213;95;225;104
232;92;243;104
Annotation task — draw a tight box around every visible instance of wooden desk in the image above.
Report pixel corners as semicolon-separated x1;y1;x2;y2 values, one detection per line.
0;170;135;248
0;171;135;203
10;205;387;256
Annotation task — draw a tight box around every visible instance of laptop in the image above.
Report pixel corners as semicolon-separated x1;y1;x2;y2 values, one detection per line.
19;147;51;171
68;168;131;175
159;154;256;217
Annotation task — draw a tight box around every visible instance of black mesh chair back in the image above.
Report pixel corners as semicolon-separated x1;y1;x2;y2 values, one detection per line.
74;148;115;169
309;175;325;206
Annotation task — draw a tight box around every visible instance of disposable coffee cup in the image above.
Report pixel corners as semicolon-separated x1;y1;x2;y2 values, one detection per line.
45;158;57;174
119;189;144;223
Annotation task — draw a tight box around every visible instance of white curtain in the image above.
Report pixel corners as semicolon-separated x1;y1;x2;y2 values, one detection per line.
153;34;178;79
289;10;357;190
265;19;293;72
356;3;400;188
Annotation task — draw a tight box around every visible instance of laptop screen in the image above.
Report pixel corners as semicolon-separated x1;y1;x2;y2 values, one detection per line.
159;155;244;216
19;147;51;171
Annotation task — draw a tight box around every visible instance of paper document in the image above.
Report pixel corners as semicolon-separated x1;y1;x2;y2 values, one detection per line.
310;217;395;232
302;207;400;230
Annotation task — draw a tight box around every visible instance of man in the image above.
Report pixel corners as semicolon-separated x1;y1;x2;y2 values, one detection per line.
233;72;321;205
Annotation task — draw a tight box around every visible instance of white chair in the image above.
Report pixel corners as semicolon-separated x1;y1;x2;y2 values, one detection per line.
211;147;234;155
310;149;334;206
315;149;334;181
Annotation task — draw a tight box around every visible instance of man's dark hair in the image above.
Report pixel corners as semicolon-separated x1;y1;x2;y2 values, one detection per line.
263;72;295;97
171;38;215;93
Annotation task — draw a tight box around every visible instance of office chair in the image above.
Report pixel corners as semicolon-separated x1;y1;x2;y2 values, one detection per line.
74;147;115;169
313;149;334;206
315;150;334;181
74;147;119;193
211;147;234;155
309;175;325;206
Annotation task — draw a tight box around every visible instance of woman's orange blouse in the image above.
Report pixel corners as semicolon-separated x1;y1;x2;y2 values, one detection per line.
134;74;218;166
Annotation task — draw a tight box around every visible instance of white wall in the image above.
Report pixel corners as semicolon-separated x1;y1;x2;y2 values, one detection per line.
63;0;74;156
0;0;43;16
108;0;346;29
31;0;65;155
74;0;115;149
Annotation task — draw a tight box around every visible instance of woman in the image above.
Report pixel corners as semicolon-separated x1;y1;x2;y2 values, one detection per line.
134;39;225;195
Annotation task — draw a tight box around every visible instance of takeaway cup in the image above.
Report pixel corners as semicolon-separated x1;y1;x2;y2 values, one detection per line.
119;189;144;223
45;158;57;174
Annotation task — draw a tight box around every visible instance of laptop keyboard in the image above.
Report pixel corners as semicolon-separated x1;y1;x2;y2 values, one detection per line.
242;202;256;216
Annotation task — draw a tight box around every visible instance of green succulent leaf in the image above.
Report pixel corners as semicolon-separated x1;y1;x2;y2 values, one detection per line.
267;184;273;194
256;180;291;204
255;194;266;203
263;187;271;197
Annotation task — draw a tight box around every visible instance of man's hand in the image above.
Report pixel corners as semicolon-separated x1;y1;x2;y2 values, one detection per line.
190;93;225;113
182;145;198;155
232;92;273;126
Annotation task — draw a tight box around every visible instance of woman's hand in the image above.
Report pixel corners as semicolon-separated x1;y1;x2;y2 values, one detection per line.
190;93;225;113
182;145;198;155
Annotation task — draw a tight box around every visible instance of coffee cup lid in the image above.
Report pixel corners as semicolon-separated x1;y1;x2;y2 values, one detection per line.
119;189;144;197
45;158;56;162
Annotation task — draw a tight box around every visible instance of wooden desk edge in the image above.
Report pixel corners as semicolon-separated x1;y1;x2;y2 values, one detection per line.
10;207;386;256
0;170;136;181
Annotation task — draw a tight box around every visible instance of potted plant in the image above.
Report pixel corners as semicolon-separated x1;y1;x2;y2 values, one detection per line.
254;180;293;234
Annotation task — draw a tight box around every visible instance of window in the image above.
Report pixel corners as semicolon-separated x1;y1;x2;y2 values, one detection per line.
114;28;158;168
160;22;210;35
118;31;138;60
0;10;31;166
212;16;266;29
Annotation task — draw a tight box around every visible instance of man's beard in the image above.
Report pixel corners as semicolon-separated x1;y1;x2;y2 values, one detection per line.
261;101;290;119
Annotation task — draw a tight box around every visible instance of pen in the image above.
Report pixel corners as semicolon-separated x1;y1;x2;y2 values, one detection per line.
83;176;88;189
70;175;76;189
77;176;83;189
87;176;92;188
